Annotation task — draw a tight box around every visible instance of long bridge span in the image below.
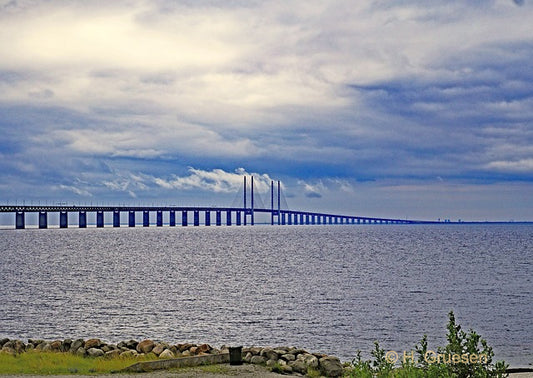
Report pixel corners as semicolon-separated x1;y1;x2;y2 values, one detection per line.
0;177;434;229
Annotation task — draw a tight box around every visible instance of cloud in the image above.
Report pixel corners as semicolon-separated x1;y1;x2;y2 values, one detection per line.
152;167;274;194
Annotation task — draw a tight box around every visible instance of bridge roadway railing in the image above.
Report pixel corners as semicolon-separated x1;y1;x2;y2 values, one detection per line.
0;205;431;229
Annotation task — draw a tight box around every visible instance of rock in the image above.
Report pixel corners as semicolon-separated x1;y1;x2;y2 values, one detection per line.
84;338;101;349
1;346;16;356
273;348;288;355
120;350;138;358
61;339;72;352
50;340;62;351
250;355;267;365
289;360;308;374
249;347;262;355
302;354;319;369
105;349;122;359
87;348;104;357
197;343;211;354
178;343;193;352
25;344;35;351
181;350;191;357
126;340;138;350
319;356;344;377
159;349;175;359
137;340;155;354
70;339;84;353
0;338;9;348
152;343;166;356
42;343;52;352
12;340;26;353
281;365;293;374
266;359;278;367
243;352;253;363
260;348;279;361
281;353;296;361
75;347;87;357
189;346;198;355
101;345;112;352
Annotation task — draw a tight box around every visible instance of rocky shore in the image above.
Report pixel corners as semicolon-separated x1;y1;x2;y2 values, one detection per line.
0;338;344;377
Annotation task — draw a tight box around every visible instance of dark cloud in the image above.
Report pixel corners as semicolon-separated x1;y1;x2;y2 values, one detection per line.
513;0;525;6
305;192;322;199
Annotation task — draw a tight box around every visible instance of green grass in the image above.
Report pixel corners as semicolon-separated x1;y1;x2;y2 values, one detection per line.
0;351;157;375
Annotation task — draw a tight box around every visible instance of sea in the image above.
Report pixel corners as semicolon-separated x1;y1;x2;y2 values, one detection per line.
0;224;531;367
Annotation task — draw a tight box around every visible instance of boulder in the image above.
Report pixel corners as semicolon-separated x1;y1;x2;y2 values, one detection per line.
243;352;253;363
250;355;267;365
260;348;279;361
75;347;87;357
1;346;16;356
84;338;101;349
302;354;319;369
197;343;211;354
70;339;85;353
50;340;62;351
0;338;9;347
12;340;26;353
120;349;138;358
289;360;308;374
266;359;278;368
281;353;296;361
61;339;72;352
319;356;344;377
87;348;104;357
152;343;166;356
105;349;122;359
137;340;155;354
281;365;293;374
126;340;138;350
159;349;175;359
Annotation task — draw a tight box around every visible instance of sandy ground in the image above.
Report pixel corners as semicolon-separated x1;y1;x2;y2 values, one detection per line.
0;364;287;377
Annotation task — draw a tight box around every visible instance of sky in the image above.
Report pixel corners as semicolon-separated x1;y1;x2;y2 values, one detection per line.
0;0;532;222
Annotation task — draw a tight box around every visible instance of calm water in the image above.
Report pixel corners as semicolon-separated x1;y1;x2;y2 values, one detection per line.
1;224;532;367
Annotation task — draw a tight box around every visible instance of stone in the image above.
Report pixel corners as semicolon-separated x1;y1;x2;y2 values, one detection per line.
105;349;122;359
61;339;72;352
152;343;166;356
302;354;319;369
126;339;138;350
178;343;193;352
266;359;278;367
281;365;293;374
42;343;52;352
70;339;84;353
159;349;175;359
137;340;155;354
243;352;253;363
120;350;138;358
84;338;101;349
273;348;288;355
181;350;191;357
319;356;344;377
87;347;104;357
260;348;279;361
249;347;262;355
1;346;16;356
281;353;296;361
50;340;62;351
0;338;9;348
289;360;308;374
197;343;211;354
12;340;26;353
189;346;198;355
75;347;87;357
250;355;267;365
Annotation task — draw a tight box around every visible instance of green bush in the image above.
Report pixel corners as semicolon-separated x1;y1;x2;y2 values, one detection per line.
346;311;508;377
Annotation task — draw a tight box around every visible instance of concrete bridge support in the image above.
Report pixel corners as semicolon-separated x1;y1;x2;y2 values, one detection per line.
16;212;25;229
79;212;87;228
216;211;221;226
39;211;47;229
236;211;241;226
97;211;104;227
182;211;188;226
129;211;136;227
113;211;120;227
193;211;199;226
60;211;68;228
226;211;232;226
143;211;150;227
169;211;175;226
205;211;210;226
157;211;163;227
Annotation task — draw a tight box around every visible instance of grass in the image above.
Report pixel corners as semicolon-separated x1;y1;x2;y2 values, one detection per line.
0;351;158;375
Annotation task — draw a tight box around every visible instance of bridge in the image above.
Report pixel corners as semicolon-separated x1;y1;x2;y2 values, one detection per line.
0;177;432;229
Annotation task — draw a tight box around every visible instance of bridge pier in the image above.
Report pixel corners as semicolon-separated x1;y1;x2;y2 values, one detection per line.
129;211;136;227
157;211;163;227
97;211;104;227
60;211;68;228
169;211;175;226
143;211;150;227
216;211;221;226
16;212;25;229
182;211;188;226
194;211;199;226
113;211;120;227
205;211;210;226
226;211;232;226
39;211;47;229
288;212;292;225
236;211;241;226
79;211;87;228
